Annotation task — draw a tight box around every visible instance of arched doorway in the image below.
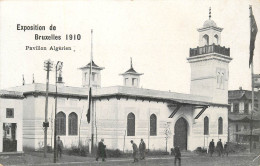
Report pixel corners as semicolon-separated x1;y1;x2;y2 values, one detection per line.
174;117;188;150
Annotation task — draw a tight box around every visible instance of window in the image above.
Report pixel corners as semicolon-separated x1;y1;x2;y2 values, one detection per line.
6;108;14;118
127;113;135;136
244;103;249;114
132;78;137;86
214;34;219;45
125;78;128;85
202;34;209;45
218;117;223;135
92;73;97;82
150;114;157;136
204;116;209;135
233;103;239;113
68;112;78;135
85;72;88;82
216;68;225;89
56;112;66;135
236;124;239;142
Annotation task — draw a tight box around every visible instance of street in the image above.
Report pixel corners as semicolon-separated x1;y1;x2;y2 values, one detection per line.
1;152;259;166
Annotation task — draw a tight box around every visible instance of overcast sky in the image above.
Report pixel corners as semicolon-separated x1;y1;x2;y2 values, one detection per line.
0;0;260;94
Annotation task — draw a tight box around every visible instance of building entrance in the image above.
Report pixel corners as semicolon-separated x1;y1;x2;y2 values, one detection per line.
174;118;188;150
3;123;17;152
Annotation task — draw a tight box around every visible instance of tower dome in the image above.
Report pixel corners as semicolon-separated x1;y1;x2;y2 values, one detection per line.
203;19;217;28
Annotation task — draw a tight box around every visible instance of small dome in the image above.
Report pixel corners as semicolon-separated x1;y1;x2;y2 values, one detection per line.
203;19;217;28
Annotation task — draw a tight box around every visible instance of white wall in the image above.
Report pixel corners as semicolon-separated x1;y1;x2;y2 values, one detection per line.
94;97;228;152
0;97;23;152
22;95;90;150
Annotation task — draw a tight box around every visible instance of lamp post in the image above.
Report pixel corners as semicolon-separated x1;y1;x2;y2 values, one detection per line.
43;59;53;158
54;61;63;163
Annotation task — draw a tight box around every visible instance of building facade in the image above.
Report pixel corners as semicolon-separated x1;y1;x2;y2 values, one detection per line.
228;88;260;143
0;90;23;153
4;15;232;152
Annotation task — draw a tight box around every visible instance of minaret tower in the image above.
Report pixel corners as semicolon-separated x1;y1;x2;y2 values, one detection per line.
79;60;104;88
187;8;232;104
120;58;143;88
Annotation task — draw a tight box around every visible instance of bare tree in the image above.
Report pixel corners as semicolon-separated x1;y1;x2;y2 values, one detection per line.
164;122;171;152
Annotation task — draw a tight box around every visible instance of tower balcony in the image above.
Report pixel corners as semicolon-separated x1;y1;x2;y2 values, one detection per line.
190;44;230;57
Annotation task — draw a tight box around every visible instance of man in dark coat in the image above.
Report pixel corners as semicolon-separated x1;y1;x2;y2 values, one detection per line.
216;139;223;157
173;146;181;166
139;139;146;160
208;139;215;157
96;138;106;161
130;140;138;163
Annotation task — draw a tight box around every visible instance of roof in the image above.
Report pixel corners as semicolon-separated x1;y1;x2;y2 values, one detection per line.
5;84;230;107
121;58;143;76
203;19;217;28
0;90;24;99
93;86;228;106
79;60;104;70
121;67;143;76
228;90;258;100
229;113;260;122
126;67;137;73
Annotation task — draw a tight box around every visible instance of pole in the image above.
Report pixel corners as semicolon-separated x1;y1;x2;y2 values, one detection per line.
249;5;254;153
250;61;254;153
89;29;94;154
53;61;62;163
44;61;51;158
53;64;58;163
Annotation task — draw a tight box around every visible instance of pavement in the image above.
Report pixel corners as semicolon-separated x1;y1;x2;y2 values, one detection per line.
0;152;259;166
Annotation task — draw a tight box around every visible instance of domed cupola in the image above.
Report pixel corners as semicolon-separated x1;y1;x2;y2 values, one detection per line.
203;19;217;28
197;7;223;47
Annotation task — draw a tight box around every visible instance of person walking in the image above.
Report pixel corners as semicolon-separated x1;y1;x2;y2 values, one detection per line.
139;139;146;160
57;136;63;158
208;139;215;157
96;138;106;161
216;139;223;157
130;140;138;163
173;146;181;166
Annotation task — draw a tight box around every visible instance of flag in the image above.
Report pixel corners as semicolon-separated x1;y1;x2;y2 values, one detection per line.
87;29;93;124
87;87;92;123
249;6;258;67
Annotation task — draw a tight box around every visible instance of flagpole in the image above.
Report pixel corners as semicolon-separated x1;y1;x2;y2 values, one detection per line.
249;5;254;153
89;29;94;154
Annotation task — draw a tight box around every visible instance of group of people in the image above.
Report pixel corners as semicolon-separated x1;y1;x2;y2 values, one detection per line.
130;139;146;163
55;136;228;165
209;139;229;157
96;138;147;163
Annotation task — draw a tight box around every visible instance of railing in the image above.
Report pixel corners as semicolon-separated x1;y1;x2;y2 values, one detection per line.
190;44;230;57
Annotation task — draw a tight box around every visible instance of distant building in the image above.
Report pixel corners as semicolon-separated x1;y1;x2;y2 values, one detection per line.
0;90;23;153
3;13;232;152
228;87;260;143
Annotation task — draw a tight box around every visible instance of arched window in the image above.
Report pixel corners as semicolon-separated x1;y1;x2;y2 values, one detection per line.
203;34;209;45
204;116;209;135
127;113;135;136
218;117;223;135
214;34;219;44
56;112;66;135
69;112;78;135
150;114;157;136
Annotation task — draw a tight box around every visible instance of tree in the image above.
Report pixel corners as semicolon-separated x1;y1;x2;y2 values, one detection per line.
164;122;171;152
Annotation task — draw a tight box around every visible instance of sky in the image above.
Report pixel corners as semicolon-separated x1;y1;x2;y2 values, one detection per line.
0;0;260;94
